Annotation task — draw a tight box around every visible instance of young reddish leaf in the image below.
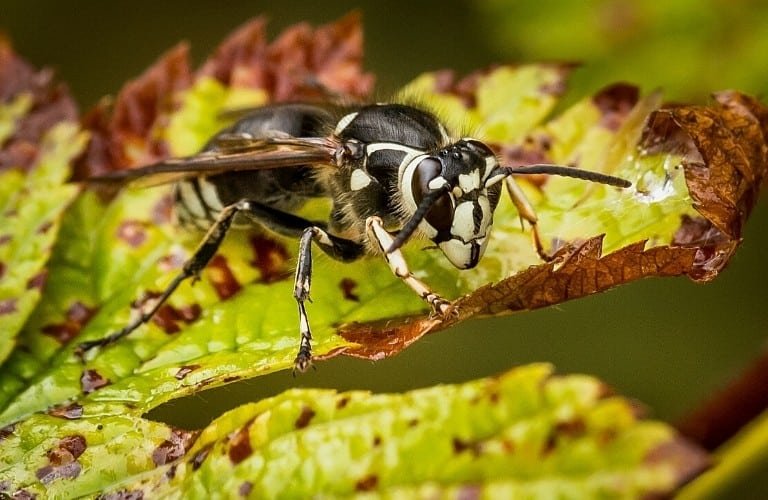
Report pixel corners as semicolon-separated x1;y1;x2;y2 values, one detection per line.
0;40;77;171
198;12;373;101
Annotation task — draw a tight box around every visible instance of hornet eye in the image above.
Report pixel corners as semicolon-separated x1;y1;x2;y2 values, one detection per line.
411;157;453;233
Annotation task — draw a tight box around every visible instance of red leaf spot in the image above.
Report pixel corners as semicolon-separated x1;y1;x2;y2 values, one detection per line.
355;474;378;492
339;277;360;302
0;424;15;441
151;193;175;224
152;429;198;466
593;83;639;131
80;369;110;394
228;424;252;465
239;481;253;497
26;270;47;289
116;220;147;247
249;234;290;283
191;444;212;470
42;301;97;344
207;254;242;299
36;221;53;234
0;299;17;315
295;406;316;429
48;403;84;420
35;434;87;484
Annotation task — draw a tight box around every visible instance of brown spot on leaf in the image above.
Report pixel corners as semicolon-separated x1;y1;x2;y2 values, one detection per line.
555;418;587;438
336;396;350;409
207;254;242;300
249;234;290;283
593;83;639;131
36;434;87;484
372;435;382;447
116;220;147;247
165;464;177;480
11;489;36;500
191;444;212;470
174;364;200;380
0;424;15;441
0;262;5;280
239;482;253;497
228;424;252;465
452;437;481;456
98;490;145;500
339;277;360;302
355;474;378;492
36;220;53;234
152;428;198;466
26;270;47;289
42;301;97;344
0;234;10;245
47;402;83;420
154;303;202;334
0;299;17;315
80;369;110;394
151;193;175;224
295;406;316;429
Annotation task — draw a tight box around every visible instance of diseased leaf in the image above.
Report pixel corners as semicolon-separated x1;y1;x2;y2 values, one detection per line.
0;14;765;497
0;43;83;364
0;364;707;498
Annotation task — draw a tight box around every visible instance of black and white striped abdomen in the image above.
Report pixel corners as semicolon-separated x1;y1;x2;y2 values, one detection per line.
173;177;225;230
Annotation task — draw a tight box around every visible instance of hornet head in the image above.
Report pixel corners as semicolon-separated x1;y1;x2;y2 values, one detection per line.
397;138;504;269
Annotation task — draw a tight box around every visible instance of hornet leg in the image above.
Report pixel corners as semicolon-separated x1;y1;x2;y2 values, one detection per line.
504;177;551;261
366;216;451;315
77;200;247;356
293;226;365;373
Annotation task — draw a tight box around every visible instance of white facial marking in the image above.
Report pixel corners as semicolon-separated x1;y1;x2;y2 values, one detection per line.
428;177;448;190
458;170;481;193
350;169;372;191
484;155;497;178
452;186;463;198
477;195;492;232
451;201;477;241
439;239;473;269
334;112;359;135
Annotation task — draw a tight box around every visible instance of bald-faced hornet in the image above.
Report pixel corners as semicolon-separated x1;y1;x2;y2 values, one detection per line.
78;103;631;372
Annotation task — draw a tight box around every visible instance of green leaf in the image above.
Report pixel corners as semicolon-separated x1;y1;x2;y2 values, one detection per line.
0;119;84;363
0;364;706;498
3;16;767;497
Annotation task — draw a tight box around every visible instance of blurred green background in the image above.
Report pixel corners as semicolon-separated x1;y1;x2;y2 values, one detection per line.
3;0;768;495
